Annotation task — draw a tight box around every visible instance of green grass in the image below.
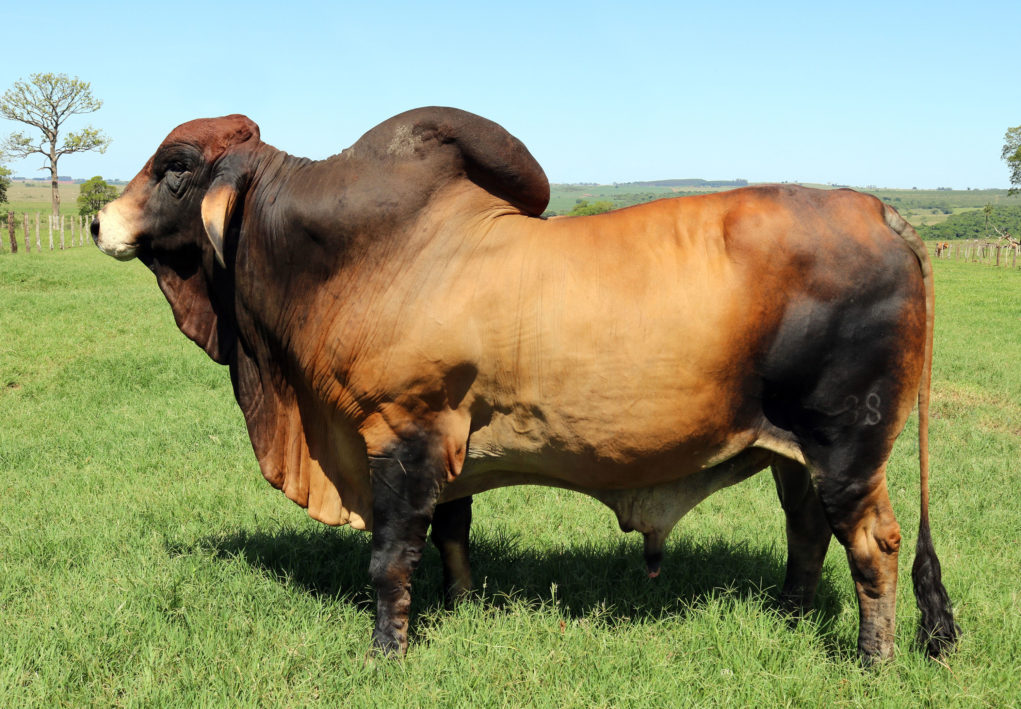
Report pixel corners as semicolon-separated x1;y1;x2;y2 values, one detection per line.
1;249;1019;706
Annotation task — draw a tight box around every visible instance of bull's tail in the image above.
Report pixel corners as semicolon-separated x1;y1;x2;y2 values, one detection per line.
885;205;960;658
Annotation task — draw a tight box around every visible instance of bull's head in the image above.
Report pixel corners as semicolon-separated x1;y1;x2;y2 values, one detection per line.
92;115;265;363
93;114;261;266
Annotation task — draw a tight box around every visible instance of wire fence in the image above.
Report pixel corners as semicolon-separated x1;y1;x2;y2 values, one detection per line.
933;239;1021;269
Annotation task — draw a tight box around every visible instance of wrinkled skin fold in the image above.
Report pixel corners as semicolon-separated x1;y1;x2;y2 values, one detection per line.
92;106;958;660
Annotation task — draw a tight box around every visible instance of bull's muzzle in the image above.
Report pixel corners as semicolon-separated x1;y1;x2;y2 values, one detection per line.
92;201;140;261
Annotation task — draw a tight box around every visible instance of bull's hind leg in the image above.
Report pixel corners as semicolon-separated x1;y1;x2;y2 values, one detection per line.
769;366;919;663
775;365;914;661
367;433;444;656
809;448;903;662
771;457;831;613
430;496;473;602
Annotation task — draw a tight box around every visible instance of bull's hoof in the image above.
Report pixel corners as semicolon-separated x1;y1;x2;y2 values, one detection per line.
857;638;895;666
370;630;407;659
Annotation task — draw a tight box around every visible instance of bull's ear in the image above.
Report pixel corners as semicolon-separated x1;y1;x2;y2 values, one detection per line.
201;182;238;267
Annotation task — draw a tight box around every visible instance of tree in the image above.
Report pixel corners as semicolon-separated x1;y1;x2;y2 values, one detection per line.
1002;125;1021;195
77;176;119;217
567;199;615;216
0;156;10;208
1;73;111;216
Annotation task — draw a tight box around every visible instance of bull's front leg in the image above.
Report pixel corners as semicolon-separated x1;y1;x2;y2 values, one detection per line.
367;432;444;657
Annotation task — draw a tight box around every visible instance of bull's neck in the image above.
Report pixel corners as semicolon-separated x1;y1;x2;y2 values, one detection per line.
250;147;313;199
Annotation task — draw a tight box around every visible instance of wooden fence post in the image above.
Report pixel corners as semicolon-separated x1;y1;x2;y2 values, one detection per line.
23;213;29;253
7;211;16;253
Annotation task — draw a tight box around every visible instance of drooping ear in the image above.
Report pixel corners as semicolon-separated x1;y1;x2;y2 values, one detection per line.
201;181;238;267
200;143;255;267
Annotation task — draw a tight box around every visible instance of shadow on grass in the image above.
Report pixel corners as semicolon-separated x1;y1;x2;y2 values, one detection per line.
172;524;846;644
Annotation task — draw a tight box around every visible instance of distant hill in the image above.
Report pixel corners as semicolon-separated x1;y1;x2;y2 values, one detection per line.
624;178;748;188
545;180;749;216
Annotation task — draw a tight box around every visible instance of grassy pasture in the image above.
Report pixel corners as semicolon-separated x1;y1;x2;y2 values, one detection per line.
1;248;1019;706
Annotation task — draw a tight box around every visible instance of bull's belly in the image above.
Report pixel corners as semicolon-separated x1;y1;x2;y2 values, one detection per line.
443;436;775;556
439;409;801;548
452;391;762;491
446;405;765;499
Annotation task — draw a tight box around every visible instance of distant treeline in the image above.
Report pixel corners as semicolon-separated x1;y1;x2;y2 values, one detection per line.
918;206;1021;241
623;178;749;188
11;177;130;186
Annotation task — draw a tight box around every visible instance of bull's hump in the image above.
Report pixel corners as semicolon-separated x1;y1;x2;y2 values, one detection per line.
346;106;549;217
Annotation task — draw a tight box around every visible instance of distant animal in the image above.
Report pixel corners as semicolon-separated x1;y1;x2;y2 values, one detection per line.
935;241;950;257
92;107;958;661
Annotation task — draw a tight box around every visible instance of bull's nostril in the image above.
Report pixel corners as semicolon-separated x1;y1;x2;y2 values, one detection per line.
90;217;100;242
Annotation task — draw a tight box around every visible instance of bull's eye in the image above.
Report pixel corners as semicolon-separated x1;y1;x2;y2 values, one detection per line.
164;163;190;195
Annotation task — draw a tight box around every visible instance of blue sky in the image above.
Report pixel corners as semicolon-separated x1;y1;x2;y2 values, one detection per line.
2;1;1018;188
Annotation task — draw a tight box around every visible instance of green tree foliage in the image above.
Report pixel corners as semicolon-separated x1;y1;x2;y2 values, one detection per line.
1003;126;1021;195
567;199;615;216
0;159;10;207
918;205;1021;241
1;73;111;216
77;176;119;217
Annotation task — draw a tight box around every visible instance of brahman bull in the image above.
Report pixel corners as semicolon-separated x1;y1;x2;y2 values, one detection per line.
92;107;958;661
